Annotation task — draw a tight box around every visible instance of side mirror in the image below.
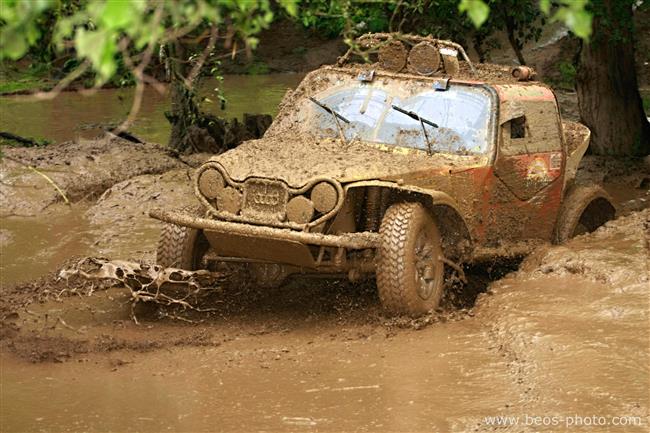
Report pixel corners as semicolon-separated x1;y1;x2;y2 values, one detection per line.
500;100;525;125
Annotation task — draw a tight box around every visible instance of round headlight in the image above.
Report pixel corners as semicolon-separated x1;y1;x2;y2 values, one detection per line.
286;196;314;224
198;169;224;200
217;187;242;214
310;182;338;213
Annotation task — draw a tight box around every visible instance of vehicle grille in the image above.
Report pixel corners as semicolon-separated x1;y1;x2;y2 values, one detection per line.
241;178;288;221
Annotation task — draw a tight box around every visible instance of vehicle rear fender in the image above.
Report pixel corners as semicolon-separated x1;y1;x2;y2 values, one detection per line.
345;181;473;261
554;184;616;244
562;121;591;189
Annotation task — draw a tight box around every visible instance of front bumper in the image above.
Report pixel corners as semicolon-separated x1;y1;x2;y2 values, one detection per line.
149;208;380;250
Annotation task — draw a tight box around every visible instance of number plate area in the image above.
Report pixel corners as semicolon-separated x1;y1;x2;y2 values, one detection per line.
242;178;288;221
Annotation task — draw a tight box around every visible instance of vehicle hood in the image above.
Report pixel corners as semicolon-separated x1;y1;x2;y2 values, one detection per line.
210;133;486;187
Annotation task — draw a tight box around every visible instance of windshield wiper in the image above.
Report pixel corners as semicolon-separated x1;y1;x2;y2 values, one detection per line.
391;104;439;155
309;96;349;143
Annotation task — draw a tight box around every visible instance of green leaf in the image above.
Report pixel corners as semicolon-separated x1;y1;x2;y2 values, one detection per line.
278;0;299;17
539;0;551;15
552;3;593;40
566;9;592;39
0;31;28;60
459;0;490;28
100;0;139;29
75;28;117;81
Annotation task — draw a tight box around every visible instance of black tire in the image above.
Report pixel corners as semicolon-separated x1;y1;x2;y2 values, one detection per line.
377;202;445;316
156;206;209;270
554;184;616;244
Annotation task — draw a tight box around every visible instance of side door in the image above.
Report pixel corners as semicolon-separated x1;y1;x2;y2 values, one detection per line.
486;98;565;243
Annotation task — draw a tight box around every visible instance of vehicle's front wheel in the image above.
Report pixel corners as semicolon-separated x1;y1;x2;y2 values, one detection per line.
156;206;209;270
377;202;445;316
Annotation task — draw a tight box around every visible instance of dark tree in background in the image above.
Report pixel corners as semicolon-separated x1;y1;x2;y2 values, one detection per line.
576;0;650;156
491;0;544;66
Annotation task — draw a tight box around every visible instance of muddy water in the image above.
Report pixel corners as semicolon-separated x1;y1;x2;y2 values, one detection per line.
1;211;648;433
0;204;183;288
0;74;303;144
0;203;164;287
1;321;517;433
0;205;93;287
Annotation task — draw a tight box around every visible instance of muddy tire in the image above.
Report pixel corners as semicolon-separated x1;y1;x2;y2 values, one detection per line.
377;202;445;317
156;206;209;270
554;184;616;244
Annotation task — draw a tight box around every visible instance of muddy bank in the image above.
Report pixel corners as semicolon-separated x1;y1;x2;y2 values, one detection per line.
85;167;204;258
217;19;347;75
0;136;186;217
576;155;650;213
475;209;650;430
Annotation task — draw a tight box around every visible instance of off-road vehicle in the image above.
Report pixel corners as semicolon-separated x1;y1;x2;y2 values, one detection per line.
151;34;616;316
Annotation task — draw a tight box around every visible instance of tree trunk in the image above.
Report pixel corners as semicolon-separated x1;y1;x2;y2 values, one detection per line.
576;1;650;156
168;81;200;152
473;34;487;63
164;38;275;154
167;41;200;152
503;10;526;65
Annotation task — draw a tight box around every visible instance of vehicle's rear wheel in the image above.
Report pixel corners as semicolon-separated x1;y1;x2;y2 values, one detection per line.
156;206;209;270
554;185;616;244
377;202;445;316
248;263;291;289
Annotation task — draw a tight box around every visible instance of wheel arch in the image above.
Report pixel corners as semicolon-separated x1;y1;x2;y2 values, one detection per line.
554;184;616;243
345;181;473;261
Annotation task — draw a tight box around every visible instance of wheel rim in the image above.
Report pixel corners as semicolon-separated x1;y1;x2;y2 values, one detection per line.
414;229;439;300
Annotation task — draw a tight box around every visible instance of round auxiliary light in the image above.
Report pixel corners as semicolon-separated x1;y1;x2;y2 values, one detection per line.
310;182;338;213
286;196;314;224
378;40;407;72
198;169;224;200
217;187;242;214
407;42;440;76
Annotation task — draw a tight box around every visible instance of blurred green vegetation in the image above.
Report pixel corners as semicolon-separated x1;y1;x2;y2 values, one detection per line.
543;61;578;91
0;62;54;94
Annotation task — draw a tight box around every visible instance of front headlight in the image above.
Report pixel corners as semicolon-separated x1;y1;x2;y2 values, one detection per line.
198;169;224;200
286;196;315;224
310;182;338;213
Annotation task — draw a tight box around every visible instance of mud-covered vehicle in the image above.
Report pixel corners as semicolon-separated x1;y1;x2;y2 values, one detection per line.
151;34;616;316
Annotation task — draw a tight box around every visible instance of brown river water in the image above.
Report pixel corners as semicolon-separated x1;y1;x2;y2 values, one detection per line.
0;74;303;145
1;75;649;433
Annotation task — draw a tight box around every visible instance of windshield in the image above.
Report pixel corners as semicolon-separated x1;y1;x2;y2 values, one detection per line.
293;75;493;154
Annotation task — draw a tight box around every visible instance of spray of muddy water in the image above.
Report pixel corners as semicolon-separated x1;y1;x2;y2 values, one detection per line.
58;257;225;322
